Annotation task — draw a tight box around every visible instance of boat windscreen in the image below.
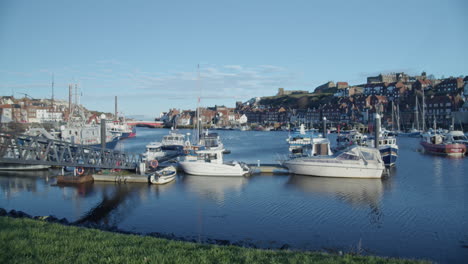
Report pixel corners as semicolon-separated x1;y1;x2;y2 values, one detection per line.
336;152;360;160
360;150;376;161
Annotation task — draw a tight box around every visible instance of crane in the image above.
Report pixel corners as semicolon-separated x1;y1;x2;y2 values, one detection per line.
17;92;33;99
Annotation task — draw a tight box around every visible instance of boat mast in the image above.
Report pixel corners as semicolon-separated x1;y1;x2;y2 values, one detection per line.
196;64;201;144
396;103;401;132
391;100;394;132
421;87;426;132
51;73;55;109
414;95;420;131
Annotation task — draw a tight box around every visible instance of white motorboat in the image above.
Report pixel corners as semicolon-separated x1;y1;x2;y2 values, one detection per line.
198;131;224;151
0;163;50;171
142;142;166;161
283;145;384;178
149;166;177;184
161;128;186;154
335;130;368;151
178;148;250;176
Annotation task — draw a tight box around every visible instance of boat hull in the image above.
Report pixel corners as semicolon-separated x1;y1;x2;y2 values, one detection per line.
179;161;248;176
420;141;466;156
89;137;119;150
0;163;50;171
150;175;175;184
284;160;384;178
379;145;398;167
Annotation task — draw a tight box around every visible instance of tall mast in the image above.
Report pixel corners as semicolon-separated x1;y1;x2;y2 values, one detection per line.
51;73;55;109
414;95;420;130
68;84;73;115
421;88;426;132
391;100;394;131
196;64;200;143
396;103;401;132
115;96;118;121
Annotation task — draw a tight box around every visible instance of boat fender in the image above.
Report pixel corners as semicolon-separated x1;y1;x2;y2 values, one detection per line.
76;167;85;176
150;160;159;168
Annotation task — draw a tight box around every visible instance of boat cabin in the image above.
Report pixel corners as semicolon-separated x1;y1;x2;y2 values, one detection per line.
162;134;185;146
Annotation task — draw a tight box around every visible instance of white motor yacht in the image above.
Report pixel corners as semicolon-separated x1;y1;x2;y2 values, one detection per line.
161;129;186;154
283;145;384;178
178;147;250;176
142;142;166;161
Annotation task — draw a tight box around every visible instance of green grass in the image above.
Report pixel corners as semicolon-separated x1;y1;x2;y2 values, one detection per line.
0;216;428;264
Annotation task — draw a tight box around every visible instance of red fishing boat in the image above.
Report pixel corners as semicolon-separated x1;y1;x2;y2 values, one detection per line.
420;133;466;156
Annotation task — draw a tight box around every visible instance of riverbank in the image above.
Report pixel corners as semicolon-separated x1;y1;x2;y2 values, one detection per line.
0;216;427;264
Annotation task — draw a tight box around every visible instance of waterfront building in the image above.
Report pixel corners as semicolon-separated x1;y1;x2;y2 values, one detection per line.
434;77;464;95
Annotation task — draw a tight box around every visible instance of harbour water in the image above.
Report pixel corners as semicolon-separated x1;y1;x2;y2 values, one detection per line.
1;127;467;263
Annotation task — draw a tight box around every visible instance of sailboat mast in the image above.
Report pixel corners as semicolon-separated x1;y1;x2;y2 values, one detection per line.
51;73;54;109
396;103;401;132
414;95;420;130
391;100;394;131
196;64;201;144
421;87;426;132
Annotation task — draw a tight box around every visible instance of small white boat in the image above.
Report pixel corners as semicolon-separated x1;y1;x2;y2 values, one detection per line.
142;142;166;161
283;145;384;178
179;148;250;176
149;166;177;184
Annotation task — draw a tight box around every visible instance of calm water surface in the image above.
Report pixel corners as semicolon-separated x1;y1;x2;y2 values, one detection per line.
1;128;467;263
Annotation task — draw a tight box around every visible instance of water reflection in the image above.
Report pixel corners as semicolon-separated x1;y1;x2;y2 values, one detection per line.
287;175;385;207
75;183;145;227
182;175;248;204
0;170;56;198
287;175;388;225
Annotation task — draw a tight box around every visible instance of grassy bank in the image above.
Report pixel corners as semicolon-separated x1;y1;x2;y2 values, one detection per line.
0;216;427;264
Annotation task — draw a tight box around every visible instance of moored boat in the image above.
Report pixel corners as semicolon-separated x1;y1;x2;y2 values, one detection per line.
369;131;399;167
443;130;468;150
142;142;166;161
283;145;385;178
108;121;136;139
420;132;466;156
149;166;177;184
161;128;186;155
178;148;250;176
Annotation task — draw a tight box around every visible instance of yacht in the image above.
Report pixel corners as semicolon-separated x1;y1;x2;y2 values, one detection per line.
287;124;323;157
335;130;368;151
161;129;186;155
178;147;250;176
142;142;166;161
198;131;224;151
283;145;385;178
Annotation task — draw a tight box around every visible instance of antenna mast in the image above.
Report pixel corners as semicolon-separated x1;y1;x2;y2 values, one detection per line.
51;73;55;109
196;64;200;143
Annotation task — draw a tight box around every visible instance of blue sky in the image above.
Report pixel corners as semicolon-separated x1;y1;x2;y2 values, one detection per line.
1;0;467;118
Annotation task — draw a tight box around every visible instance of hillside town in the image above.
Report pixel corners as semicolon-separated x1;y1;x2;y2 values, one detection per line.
1;72;468;131
159;72;468;131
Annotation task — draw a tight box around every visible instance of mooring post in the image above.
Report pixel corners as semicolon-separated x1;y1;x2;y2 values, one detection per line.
375;113;380;148
101;114;106;149
323;117;327;138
